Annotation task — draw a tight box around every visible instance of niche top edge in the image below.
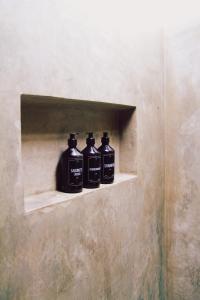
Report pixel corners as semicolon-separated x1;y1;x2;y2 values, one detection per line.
21;94;136;111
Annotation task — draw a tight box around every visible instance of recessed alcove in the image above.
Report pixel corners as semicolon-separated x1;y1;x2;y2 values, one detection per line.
21;95;137;214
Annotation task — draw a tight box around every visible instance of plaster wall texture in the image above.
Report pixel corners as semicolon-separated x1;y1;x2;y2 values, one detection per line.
165;22;200;300
0;1;164;299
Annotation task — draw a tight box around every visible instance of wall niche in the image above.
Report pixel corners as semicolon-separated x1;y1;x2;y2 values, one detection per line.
21;95;137;213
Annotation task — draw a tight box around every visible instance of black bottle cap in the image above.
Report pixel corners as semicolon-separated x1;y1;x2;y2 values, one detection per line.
86;132;95;146
102;132;109;145
68;133;77;147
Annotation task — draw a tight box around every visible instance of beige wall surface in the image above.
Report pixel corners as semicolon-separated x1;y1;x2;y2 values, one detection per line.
165;23;200;300
0;1;164;299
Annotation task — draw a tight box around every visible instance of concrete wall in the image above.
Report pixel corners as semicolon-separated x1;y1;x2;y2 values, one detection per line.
0;1;164;299
165;22;200;299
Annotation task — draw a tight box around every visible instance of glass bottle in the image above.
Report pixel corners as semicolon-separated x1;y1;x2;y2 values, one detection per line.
98;132;115;184
58;133;83;193
82;132;101;188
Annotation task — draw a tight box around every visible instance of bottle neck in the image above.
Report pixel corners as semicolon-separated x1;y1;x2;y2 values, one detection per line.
101;137;109;146
87;141;95;147
86;136;95;147
68;141;77;148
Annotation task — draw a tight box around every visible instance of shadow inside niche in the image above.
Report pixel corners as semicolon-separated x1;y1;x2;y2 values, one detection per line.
55;152;64;192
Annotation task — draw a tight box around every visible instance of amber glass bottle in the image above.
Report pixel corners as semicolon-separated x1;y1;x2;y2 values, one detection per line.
82;132;101;188
58;133;83;193
98;132;115;184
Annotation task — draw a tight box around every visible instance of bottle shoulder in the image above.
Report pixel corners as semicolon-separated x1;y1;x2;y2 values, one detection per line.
82;145;100;156
98;144;114;154
63;147;83;158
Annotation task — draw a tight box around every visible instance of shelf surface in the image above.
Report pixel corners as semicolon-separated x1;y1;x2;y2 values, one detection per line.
24;173;137;214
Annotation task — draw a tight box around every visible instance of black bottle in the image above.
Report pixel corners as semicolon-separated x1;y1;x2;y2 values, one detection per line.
58;133;83;193
82;132;101;188
98;132;115;184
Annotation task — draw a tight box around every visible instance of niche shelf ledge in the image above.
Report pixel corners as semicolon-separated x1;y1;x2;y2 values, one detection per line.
24;173;137;214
